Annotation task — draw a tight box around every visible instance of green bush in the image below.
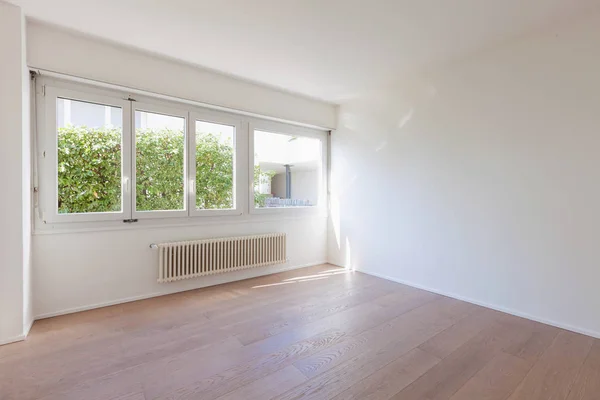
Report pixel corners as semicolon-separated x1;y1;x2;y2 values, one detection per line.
135;128;185;211
57;126;122;213
195;133;234;209
57;126;235;213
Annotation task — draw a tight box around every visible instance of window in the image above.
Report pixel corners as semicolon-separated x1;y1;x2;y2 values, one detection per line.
44;87;132;223
57;98;123;214
133;104;187;218
251;125;324;210
40;79;325;227
187;111;241;217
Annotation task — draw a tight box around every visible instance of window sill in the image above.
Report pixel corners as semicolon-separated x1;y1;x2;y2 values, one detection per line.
33;211;328;235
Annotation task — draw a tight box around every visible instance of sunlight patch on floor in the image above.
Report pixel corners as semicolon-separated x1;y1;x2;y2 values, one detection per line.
283;270;350;282
251;281;296;289
251;268;350;289
297;276;330;283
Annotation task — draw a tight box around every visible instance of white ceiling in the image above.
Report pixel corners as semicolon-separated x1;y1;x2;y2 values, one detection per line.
9;0;599;103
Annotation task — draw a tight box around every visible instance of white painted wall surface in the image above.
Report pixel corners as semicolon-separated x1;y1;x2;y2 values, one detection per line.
34;217;326;318
21;6;33;336
26;21;336;130
329;12;600;337
0;1;31;344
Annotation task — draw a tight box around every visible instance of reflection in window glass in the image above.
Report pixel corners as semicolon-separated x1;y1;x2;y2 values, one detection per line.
135;110;185;212
56;98;122;214
253;130;321;208
196;121;235;210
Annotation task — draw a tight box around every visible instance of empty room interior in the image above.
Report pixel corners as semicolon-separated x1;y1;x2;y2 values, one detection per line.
2;0;600;399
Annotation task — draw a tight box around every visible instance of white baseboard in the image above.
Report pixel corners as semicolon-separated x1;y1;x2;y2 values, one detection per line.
34;261;327;320
0;318;36;346
35;293;171;320
356;267;600;340
24;318;34;337
0;334;26;347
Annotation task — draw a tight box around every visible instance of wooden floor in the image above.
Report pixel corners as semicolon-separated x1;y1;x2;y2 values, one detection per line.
1;264;599;400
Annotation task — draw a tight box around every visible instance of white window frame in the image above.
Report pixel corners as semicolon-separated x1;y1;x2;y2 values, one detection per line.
42;86;132;223
36;78;329;231
189;110;243;217
131;101;188;220
248;119;327;215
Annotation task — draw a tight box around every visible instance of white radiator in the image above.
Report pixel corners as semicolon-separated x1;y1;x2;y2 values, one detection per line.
154;233;287;283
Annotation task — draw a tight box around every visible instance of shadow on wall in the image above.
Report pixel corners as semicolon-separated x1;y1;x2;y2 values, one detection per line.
328;79;438;271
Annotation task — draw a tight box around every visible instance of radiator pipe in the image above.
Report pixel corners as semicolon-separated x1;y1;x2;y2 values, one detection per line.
149;243;158;249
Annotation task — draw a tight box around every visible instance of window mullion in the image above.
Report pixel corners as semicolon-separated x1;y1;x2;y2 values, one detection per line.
126;99;135;220
187;111;195;217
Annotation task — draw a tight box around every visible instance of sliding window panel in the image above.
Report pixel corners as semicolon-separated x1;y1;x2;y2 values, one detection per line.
132;102;188;219
188;111;243;217
43;87;132;223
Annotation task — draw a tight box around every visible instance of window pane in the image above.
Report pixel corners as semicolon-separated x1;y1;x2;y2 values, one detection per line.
254;130;321;208
196;121;235;210
56;98;122;214
135;110;185;212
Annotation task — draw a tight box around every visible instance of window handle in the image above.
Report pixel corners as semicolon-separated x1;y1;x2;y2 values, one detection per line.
123;176;130;193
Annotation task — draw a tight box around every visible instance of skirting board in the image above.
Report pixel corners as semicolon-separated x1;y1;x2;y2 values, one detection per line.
0;319;34;346
352;266;600;340
0;334;26;347
34;261;327;320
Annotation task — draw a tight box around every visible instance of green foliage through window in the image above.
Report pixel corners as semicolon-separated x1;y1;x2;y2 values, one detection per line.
196;133;234;209
57;126;122;214
57;126;235;213
135;128;185;211
254;165;276;208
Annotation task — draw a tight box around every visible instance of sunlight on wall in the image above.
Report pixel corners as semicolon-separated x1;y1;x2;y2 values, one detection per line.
345;236;352;270
328;77;438;270
398;107;414;129
330;195;341;249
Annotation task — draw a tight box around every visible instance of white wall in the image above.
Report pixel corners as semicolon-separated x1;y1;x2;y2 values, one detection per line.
330;12;600;338
0;1;32;344
26;21;336;130
28;21;330;319
21;5;33;337
34;218;326;318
